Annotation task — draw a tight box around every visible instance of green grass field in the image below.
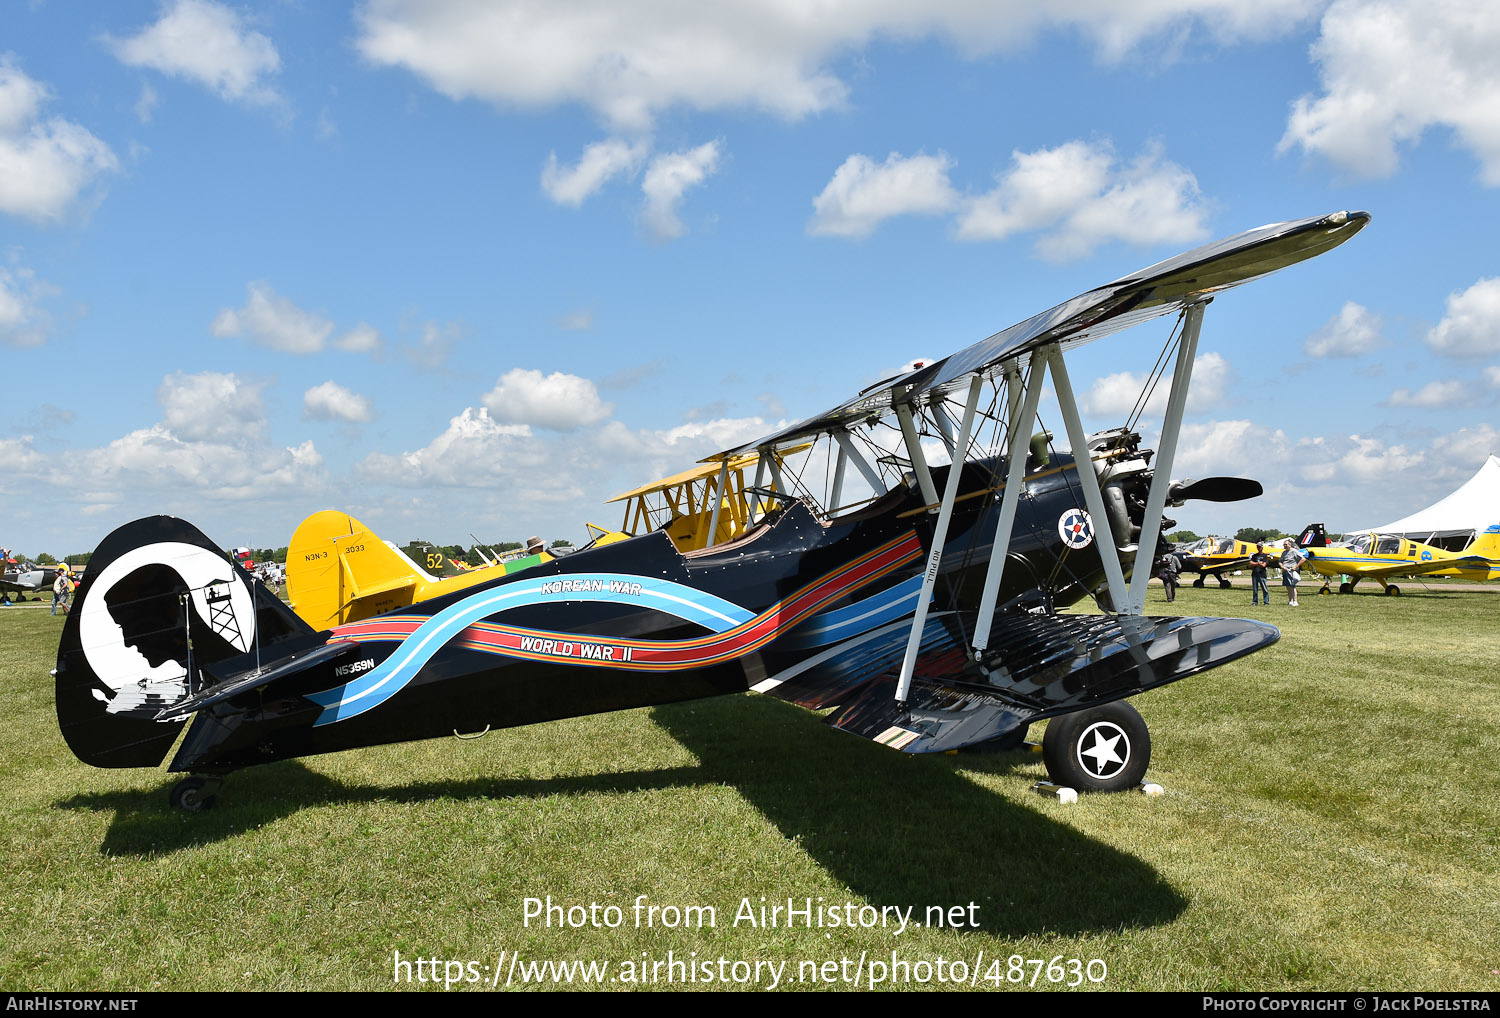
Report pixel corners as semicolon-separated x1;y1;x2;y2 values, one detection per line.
1;583;1496;992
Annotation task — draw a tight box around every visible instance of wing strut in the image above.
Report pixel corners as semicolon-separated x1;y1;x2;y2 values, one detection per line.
1123;299;1206;613
894;372;984;703
704;459;730;547
1047;344;1131;612
894;403;941;509
970;347;1049;652
832;429;886;496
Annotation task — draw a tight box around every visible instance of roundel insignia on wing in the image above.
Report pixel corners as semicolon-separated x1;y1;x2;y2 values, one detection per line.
1058;508;1094;550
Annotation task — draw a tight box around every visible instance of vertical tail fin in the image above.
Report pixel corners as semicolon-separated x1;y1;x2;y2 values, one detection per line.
1466;523;1500;558
1296;523;1327;548
56;516;313;769
285;510;423;630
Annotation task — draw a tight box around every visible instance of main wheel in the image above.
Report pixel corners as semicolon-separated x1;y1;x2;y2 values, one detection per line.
1338;581;1353;594
1384;585;1401;597
169;776;218;812
1192;576;1206;588
1042;701;1151;793
1217;577;1232;589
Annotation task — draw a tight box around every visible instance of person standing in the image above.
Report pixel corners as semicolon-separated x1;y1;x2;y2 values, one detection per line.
1280;540;1307;607
51;566;73;616
1157;545;1182;603
1248;543;1272;606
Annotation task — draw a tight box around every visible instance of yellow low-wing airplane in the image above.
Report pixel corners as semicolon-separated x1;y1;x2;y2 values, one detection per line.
1296;522;1500;595
1175;535;1268;588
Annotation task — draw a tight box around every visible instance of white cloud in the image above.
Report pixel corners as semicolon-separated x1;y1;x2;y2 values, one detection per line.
0;434;45;474
1281;0;1500;184
335;322;382;353
482;368;613;431
106;0;282;106
1426;277;1500;357
64;371;324;500
1384;379;1473;408
158;370;266;442
211;281;334;354
1081;351;1231;418
83;426;322;499
541;137;647;206
808;141;1208;255
357;407;537;488
1305;300;1384;357
354;1;1319;132
303;381;374;423
957;141;1210;260
956;141;1110;242
0;262;57;347
0;58;118;223
640;141;722;240
808;151;958;239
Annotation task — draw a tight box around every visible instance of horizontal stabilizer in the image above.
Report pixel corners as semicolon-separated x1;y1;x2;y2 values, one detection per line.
154;638;361;722
762;608;1278;754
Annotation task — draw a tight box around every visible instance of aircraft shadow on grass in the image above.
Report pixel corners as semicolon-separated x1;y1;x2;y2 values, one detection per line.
57;693;1185;938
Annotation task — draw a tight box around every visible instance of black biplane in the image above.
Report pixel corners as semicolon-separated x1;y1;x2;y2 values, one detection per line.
54;211;1369;809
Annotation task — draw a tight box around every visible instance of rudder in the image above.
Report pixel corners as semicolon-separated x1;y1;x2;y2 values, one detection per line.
56;516;313;769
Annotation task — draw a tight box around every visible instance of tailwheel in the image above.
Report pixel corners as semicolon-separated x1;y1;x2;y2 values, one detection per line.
1042;701;1151;793
169;776;222;812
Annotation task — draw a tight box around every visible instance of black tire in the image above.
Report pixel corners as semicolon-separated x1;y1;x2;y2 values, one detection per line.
169;776;217;812
1042;701;1151;793
1338;581;1353;594
1192;576;1206;588
1385;585;1401;597
1217;577;1232;589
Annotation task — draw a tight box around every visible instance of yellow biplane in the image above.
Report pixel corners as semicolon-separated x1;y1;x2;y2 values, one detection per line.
605;445;810;552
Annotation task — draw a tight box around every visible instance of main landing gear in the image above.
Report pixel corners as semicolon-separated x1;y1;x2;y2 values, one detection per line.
1041;701;1151;794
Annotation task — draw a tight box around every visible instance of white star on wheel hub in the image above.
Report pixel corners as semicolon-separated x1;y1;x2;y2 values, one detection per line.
1078;722;1128;776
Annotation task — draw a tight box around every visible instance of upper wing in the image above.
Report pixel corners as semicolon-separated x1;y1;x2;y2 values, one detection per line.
711;210;1370;458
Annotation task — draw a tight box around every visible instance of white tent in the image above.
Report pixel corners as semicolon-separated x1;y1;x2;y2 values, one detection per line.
1356;454;1500;549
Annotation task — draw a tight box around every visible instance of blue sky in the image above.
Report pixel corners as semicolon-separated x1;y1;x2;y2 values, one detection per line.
3;0;1498;557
